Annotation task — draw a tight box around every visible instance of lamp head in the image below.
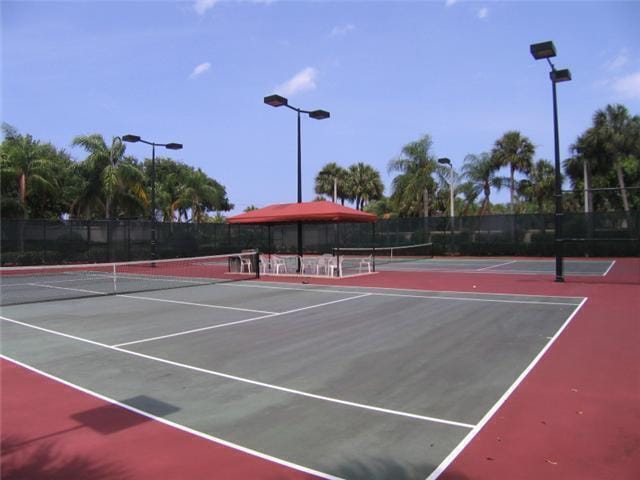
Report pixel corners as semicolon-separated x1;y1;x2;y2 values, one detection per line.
165;143;183;150
264;94;288;107
551;68;572;83
438;157;452;166
530;41;557;60
122;134;141;143
309;109;330;120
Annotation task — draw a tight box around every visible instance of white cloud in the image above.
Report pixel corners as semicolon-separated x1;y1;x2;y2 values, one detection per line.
605;48;630;71
330;24;355;38
477;7;489;19
612;72;640;100
194;0;219;15
275;67;318;96
189;62;212;79
445;0;460;6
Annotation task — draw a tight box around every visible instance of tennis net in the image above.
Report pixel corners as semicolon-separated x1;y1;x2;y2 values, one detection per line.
0;251;259;306
334;243;433;271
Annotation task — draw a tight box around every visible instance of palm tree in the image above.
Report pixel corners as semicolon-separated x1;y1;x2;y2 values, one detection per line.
590;104;640;212
345;162;384;210
314;162;348;203
462;152;502;216
490;131;535;213
72;134;147;219
175;168;231;223
388;135;438;217
1;124;57;217
518;159;556;213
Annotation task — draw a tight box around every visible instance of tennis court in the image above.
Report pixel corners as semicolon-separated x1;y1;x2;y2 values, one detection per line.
374;256;614;276
1;261;587;479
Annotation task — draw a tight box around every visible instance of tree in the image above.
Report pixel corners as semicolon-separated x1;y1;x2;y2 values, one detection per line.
71;134;147;219
565;104;640;212
388;135;438;217
490;131;535;213
314;162;348;203
590;104;640;212
1;124;59;218
518;159;556;213
344;162;384;210
175;168;232;223
462;152;503;216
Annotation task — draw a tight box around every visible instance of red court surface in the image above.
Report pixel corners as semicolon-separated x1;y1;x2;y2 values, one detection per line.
0;359;322;480
2;257;639;480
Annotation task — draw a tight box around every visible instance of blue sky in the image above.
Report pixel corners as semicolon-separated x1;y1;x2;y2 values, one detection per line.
3;0;640;215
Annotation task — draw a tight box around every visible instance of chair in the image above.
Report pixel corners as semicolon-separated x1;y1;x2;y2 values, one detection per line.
300;256;319;276
358;255;373;274
259;255;272;274
327;256;343;277
271;255;288;275
239;255;253;273
315;254;332;276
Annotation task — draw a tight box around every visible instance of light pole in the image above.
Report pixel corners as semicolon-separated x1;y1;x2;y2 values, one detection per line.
122;134;183;261
264;94;330;270
438;158;455;218
530;41;571;283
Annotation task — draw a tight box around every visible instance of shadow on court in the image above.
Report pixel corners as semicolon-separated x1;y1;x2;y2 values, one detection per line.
1;434;132;480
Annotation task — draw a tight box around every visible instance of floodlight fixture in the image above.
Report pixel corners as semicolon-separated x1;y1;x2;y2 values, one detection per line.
165;143;183;150
264;94;288;107
122;134;141;143
551;69;572;83
530;41;557;60
308;110;330;120
438;157;452;165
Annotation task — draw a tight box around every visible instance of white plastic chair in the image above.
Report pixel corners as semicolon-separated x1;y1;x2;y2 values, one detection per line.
239;255;253;273
358;255;373;273
327;256;343;277
259;255;272;274
271;255;287;275
300;256;318;275
315;254;332;275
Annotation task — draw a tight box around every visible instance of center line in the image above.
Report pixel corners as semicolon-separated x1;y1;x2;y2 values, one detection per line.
112;293;372;347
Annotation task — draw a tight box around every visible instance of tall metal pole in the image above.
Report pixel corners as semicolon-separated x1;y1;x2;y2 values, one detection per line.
449;163;455;219
151;143;157;262
296;109;303;271
551;71;564;282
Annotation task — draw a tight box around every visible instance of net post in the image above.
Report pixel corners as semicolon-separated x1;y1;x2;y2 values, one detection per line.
372;222;376;273
254;249;260;279
112;263;117;293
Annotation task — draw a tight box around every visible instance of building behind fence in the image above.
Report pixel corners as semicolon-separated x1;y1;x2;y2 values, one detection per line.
1;211;638;266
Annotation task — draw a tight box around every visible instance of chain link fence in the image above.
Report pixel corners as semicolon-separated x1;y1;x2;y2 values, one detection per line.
1;211;638;266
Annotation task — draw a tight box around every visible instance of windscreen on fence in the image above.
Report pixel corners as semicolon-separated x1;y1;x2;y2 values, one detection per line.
1;211;638;267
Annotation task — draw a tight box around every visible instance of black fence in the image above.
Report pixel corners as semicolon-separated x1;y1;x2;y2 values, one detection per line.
1;211;638;266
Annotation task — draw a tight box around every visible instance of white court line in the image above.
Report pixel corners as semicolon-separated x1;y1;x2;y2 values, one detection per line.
26;283;107;295
118;294;276;315
229;279;585;301
112;293;372;347
376;265;607;276
0;355;343;480
424;297;588;480
476;260;518;271
217;282;583;306
0;314;473;429
602;259;616;277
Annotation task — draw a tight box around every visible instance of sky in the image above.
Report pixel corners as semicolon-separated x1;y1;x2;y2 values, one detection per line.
2;0;640;215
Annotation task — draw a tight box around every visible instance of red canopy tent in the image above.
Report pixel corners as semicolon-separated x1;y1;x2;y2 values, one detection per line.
227;201;376;269
227;201;376;224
